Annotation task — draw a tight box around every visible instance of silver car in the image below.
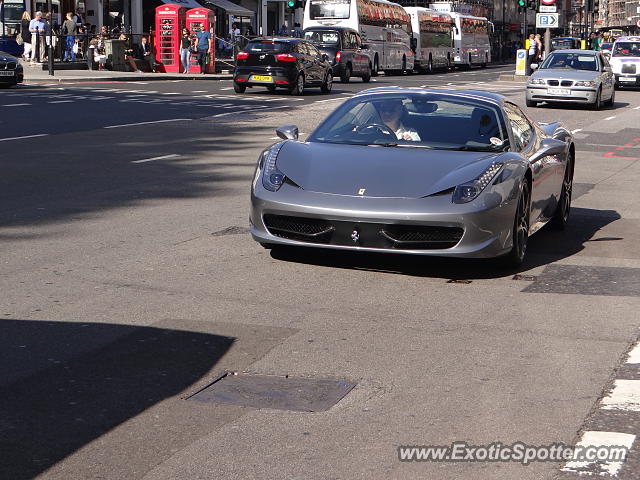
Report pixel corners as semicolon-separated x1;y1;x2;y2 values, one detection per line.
250;89;575;267
526;49;615;110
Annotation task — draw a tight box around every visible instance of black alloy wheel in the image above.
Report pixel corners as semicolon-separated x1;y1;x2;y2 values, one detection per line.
321;71;333;93
234;82;246;93
502;180;530;268
550;156;573;230
340;65;351;83
290;73;305;96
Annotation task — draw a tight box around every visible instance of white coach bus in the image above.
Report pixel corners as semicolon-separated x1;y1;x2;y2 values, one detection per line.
304;0;414;74
404;7;453;73
450;12;491;68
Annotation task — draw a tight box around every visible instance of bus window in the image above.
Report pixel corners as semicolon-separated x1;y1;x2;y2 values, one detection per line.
309;0;351;20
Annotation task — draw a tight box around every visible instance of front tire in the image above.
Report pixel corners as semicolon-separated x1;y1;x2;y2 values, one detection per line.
592;88;602;110
234;83;246;93
372;56;379;76
550;155;573;230
427;56;434;74
605;87;615;107
362;64;371;83
501;180;530;268
266;85;276;93
320;71;333;93
290;73;304;96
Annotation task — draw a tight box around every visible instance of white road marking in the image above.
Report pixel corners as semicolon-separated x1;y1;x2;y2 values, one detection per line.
561;431;635;476
626;343;640;364
601;379;640;411
162;92;181;95
192;90;207;93
48;100;74;104
220;87;233;90
132;154;180;164
2;103;31;107
604;116;616;120
0;133;49;142
634;106;640;110
572;129;583;133
104;118;190;129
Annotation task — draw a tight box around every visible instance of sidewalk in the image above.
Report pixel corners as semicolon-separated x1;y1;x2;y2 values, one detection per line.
22;63;233;84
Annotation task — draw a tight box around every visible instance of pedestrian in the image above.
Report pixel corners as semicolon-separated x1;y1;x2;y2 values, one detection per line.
62;12;77;62
119;33;141;72
29;11;47;63
292;23;303;38
526;33;536;75
19;11;32;62
135;36;157;72
179;27;192;73
278;24;288;36
195;27;212;74
230;22;240;41
534;34;543;61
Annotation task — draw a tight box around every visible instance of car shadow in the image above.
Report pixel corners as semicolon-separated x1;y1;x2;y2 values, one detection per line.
0;319;234;480
534;101;630;110
268;207;621;280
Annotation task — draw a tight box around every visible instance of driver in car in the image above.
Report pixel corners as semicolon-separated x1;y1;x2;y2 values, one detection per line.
376;100;421;142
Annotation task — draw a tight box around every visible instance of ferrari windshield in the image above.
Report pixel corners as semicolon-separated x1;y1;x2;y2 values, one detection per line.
308;93;509;151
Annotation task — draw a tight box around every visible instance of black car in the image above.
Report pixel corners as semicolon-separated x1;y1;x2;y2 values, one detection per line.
550;37;582;51
0;51;23;88
303;27;372;83
234;38;333;95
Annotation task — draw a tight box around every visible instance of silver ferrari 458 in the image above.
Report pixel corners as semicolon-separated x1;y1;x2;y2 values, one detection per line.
250;88;575;267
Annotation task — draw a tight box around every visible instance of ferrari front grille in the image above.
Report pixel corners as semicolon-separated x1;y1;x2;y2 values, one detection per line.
263;214;334;243
380;225;464;249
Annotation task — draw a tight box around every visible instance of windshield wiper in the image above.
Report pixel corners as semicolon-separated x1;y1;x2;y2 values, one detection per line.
367;143;436;149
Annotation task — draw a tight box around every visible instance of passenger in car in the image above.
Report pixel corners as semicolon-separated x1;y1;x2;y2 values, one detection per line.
375;99;421;141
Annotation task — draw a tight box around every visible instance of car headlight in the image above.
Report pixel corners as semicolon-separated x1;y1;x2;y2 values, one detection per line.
573;80;597;87
261;142;286;192
528;78;545;85
452;162;504;204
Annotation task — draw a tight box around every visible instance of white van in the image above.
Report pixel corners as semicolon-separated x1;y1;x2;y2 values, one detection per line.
609;36;640;89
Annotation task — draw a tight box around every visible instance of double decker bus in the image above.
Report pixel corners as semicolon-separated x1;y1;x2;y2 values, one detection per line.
450;12;491;68
0;0;25;56
404;7;452;73
304;0;414;74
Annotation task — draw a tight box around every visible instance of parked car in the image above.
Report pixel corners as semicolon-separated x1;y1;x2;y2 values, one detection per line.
233;38;333;95
526;49;615;109
609;36;640;88
550;37;582;51
303;26;372;83
0;50;23;88
250;88;575;267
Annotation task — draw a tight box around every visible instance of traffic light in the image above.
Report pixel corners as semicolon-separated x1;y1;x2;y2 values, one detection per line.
287;0;304;8
518;0;525;7
287;0;295;7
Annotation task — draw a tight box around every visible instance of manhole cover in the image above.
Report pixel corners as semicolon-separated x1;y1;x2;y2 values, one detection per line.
187;373;356;412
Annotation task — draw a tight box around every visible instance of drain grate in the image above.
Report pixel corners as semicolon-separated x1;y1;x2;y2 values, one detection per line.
211;226;249;237
187;372;356;412
522;264;640;297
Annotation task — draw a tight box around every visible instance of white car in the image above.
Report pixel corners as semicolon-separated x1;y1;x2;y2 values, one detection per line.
609;36;640;88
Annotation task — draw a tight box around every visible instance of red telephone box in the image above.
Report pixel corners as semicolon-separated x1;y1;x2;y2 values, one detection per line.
186;8;215;73
154;4;186;73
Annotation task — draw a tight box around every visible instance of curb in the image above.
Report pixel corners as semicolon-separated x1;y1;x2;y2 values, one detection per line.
498;74;528;82
24;74;234;84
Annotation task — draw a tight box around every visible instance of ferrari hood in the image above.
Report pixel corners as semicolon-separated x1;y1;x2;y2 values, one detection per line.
275;141;501;198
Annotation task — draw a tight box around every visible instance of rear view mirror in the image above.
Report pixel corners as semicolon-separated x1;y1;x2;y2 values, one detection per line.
276;125;299;140
529;137;566;163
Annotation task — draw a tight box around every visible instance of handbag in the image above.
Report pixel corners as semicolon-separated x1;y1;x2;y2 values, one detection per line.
16;32;23;45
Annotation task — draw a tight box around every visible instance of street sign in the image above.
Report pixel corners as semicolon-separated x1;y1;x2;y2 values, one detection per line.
536;13;559;28
515;49;527;76
540;0;556;5
539;5;557;12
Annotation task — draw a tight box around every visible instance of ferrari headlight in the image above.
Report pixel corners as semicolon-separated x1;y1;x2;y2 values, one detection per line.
573;80;597;87
261;142;286;192
528;78;545;85
452;162;504;204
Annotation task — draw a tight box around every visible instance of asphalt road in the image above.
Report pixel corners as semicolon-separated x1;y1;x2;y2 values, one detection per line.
1;66;640;480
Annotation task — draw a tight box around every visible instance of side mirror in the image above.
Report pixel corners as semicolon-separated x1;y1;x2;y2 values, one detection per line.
321;53;328;62
530;63;539;70
530;137;566;163
276;125;299;140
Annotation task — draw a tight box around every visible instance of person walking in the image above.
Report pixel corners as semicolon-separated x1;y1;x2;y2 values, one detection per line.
19;12;32;62
29;11;47;64
526;33;536;75
534;34;543;62
62;12;77;61
195;27;212;74
180;28;193;73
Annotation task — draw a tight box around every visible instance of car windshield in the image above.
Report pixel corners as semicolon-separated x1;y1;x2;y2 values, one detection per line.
309;0;350;19
245;41;290;53
308;93;509;151
612;42;640;57
304;30;340;45
540;52;598;71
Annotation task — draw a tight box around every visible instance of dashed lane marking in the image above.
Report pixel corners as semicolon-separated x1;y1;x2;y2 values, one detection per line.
132;154;180;164
47;100;74;104
561;431;636;476
0;133;49;142
605;116;617;121
626;344;640;364
572;129;583;134
601;380;640;412
2;103;31;107
103;118;190;129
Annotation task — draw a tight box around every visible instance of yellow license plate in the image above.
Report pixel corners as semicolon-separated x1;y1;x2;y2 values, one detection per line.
252;75;273;82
